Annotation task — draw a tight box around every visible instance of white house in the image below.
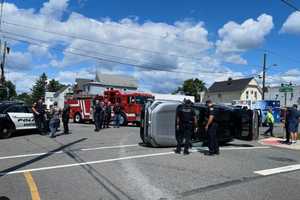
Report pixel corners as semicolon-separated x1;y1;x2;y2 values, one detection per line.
205;77;262;104
45;92;55;109
265;85;300;107
54;85;73;109
74;72;138;95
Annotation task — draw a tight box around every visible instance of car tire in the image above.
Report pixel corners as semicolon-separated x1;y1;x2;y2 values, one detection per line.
74;113;82;123
0;127;14;139
119;112;128;126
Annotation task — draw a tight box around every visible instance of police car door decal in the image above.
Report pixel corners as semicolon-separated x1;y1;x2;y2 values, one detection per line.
7;112;36;130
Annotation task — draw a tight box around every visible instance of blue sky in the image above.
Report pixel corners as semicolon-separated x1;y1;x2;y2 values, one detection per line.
2;0;300;93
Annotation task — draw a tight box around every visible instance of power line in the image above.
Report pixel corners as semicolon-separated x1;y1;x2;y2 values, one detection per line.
2;29;230;75
280;0;300;11
3;20;209;62
2;31;232;76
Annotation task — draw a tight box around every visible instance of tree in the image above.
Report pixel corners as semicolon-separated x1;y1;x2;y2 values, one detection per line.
0;80;17;100
16;92;32;105
31;73;47;103
174;78;206;102
47;79;65;92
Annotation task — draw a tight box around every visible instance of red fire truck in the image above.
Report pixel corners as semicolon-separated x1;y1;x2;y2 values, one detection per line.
66;89;154;126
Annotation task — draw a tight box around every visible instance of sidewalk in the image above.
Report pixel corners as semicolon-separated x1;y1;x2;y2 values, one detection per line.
259;137;300;150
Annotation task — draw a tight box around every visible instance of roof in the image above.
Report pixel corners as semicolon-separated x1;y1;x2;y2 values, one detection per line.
54;85;71;97
208;77;255;93
75;78;94;91
95;72;138;89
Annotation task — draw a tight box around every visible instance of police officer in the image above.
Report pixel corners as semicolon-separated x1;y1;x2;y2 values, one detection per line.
288;104;300;144
104;101;112;128
62;103;70;134
175;99;197;155
283;107;291;144
205;100;219;156
94;100;102;132
32;97;46;135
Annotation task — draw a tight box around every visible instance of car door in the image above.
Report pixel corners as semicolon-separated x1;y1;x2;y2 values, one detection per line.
233;109;259;141
6;105;36;130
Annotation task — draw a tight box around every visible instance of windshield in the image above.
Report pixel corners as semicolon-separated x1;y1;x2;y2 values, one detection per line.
135;96;153;104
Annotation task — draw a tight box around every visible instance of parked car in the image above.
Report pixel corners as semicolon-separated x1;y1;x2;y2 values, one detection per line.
140;101;259;147
0;102;37;139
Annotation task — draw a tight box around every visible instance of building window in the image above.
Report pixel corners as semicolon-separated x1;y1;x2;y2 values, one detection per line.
291;93;294;100
255;91;257;99
218;93;222;98
251;90;254;95
246;91;249;99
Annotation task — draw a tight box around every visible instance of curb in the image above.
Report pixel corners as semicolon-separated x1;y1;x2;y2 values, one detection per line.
258;137;300;150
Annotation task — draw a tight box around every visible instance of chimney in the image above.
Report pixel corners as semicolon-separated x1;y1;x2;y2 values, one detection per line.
227;77;233;85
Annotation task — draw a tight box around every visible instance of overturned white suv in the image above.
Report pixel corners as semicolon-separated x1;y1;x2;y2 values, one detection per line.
140;100;259;147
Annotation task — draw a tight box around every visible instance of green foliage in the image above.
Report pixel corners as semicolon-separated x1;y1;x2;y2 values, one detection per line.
174;78;206;102
31;73;48;103
0;80;17;100
47;79;65;92
16;92;32;105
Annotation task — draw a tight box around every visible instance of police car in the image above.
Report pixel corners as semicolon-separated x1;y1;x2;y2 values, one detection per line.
0;102;37;139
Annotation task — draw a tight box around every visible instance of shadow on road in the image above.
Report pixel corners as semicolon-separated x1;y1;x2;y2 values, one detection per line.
0;138;87;177
53;139;135;200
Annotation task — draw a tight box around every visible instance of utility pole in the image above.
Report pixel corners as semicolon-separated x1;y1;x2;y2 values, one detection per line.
0;40;6;85
262;53;267;100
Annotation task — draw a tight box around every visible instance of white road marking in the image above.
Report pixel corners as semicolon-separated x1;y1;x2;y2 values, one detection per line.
0;146;271;176
81;144;138;151
254;164;300;176
0;144;138;160
0;151;64;160
0;151;174;176
191;146;270;152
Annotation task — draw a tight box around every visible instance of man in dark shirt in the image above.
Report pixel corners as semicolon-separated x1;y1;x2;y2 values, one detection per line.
205;100;219;155
32;97;46;134
175;99;197;155
94;100;102;132
62;103;70;134
287;104;300;144
113;103;122;128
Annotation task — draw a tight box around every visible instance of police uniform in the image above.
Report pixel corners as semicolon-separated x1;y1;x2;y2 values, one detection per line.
33;101;46;134
207;106;219;154
94;103;103;131
176;102;196;154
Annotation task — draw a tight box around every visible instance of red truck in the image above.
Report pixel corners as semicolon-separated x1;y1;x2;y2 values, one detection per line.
66;89;153;126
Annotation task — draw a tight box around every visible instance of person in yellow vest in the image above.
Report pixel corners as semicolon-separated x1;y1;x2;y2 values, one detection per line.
264;108;274;137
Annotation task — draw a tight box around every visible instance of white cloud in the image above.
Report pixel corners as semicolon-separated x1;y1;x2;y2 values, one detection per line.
40;0;69;20
216;14;274;53
6;51;32;70
267;68;300;86
1;1;265;93
6;71;37;93
223;54;247;65
281;11;300;34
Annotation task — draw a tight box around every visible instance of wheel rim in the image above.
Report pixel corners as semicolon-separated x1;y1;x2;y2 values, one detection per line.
75;114;81;122
2;128;8;134
119;115;125;125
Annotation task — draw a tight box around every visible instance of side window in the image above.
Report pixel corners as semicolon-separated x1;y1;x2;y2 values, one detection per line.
6;105;27;113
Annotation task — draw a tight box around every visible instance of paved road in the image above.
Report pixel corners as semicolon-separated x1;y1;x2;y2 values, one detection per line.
0;124;300;200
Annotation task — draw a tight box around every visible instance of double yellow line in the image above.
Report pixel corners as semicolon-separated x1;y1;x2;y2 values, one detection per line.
23;172;41;200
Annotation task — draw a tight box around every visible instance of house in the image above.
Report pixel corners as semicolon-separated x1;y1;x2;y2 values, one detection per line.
45;92;55;109
74;72;138;95
53;85;73;109
205;77;262;104
265;85;300;107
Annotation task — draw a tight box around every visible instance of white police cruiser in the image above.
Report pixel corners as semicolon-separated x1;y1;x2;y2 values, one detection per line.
0;102;36;139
